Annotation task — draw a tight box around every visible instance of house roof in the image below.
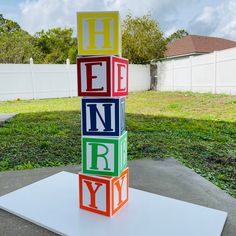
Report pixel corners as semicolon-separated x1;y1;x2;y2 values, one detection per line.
165;35;236;58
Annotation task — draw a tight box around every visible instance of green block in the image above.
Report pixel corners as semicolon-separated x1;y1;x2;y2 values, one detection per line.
82;131;127;177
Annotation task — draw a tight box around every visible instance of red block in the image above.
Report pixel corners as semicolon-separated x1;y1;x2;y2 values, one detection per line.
79;168;129;217
77;56;128;97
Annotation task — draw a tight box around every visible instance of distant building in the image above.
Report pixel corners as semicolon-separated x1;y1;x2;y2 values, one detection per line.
164;35;236;60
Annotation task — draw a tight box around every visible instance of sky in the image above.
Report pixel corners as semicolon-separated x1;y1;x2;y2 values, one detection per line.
1;0;236;40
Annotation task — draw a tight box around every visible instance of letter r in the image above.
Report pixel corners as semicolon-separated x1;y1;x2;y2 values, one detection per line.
89;142;111;171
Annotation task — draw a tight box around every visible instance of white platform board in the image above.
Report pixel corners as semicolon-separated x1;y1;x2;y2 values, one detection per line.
0;171;227;236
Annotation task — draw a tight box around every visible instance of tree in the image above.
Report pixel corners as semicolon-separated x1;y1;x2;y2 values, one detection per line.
166;29;189;43
34;28;77;64
0;30;43;63
122;14;167;64
0;15;42;63
0;15;77;64
0;14;21;33
68;43;77;64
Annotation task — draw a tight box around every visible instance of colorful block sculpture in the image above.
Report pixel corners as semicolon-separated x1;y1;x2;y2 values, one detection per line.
77;11;129;217
77;56;128;97
79;168;129;216
81;97;125;136
77;12;121;55
82;132;127;176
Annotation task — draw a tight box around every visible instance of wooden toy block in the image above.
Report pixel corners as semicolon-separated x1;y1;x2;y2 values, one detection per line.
77;56;128;97
77;11;120;55
81;97;125;136
82;131;127;177
79;167;129;217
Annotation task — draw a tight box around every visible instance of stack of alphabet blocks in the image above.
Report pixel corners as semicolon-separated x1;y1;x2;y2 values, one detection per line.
77;11;129;217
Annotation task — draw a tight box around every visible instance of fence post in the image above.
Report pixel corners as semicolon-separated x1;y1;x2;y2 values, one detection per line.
150;62;158;90
66;58;71;97
172;59;175;91
190;56;193;92
157;61;161;90
29;58;36;99
213;51;217;94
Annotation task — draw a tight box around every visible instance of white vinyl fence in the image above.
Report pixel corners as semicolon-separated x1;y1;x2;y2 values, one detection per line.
157;47;236;95
1;46;236;102
0;64;150;101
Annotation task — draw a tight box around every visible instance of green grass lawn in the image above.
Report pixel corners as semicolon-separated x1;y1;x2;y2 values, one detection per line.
0;91;236;197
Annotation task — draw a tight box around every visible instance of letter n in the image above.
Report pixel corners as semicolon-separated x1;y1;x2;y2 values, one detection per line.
87;103;113;132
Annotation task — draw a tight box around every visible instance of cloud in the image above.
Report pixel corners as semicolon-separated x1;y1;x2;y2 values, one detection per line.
19;0;103;34
189;7;219;35
19;0;189;34
189;0;236;40
19;0;236;40
164;26;178;37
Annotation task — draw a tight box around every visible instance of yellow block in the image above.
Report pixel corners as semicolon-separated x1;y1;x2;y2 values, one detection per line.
77;11;120;56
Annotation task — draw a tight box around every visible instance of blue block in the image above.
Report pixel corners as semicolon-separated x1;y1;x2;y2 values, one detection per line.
82;97;125;136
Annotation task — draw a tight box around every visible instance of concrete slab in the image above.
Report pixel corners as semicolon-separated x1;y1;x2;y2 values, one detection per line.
0;159;236;236
0;113;17;125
